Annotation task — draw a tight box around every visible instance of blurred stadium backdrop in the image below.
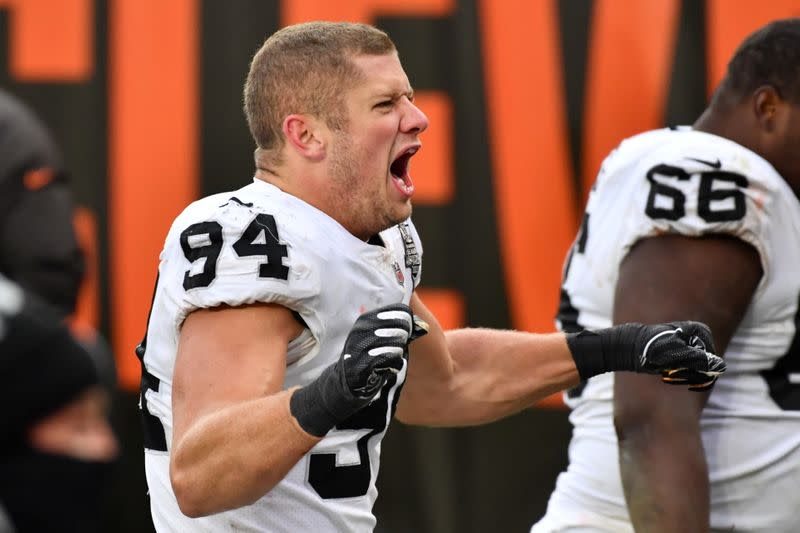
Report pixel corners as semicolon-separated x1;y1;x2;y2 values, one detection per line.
1;0;796;531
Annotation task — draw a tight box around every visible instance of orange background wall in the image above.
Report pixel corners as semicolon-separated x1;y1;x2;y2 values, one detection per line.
3;0;793;389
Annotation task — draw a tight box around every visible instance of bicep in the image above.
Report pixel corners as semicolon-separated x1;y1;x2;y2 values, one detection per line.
406;292;454;379
614;234;762;419
171;303;303;441
395;293;453;421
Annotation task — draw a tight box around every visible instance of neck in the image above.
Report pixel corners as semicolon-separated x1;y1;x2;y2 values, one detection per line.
254;167;371;240
692;105;726;137
254;167;279;184
693;101;757;155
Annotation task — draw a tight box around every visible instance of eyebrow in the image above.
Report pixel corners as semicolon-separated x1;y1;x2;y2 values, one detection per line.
374;88;415;100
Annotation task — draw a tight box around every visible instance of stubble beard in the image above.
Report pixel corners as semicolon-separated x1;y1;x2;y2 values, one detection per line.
328;135;399;238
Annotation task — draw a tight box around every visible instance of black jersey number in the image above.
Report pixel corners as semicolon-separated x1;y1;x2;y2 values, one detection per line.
231;213;289;280
761;292;800;410
180;221;223;290
645;164;748;222
308;374;403;499
179;213;289;290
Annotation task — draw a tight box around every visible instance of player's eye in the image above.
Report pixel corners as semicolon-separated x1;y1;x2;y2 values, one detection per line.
374;100;393;109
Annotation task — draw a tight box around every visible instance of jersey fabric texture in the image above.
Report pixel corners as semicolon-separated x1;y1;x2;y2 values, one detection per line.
138;179;422;532
533;128;800;533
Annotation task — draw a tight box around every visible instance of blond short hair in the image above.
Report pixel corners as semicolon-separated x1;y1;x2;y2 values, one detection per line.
243;21;396;167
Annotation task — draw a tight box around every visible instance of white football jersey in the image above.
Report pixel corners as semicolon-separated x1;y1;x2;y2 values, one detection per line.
535;128;800;532
137;179;423;532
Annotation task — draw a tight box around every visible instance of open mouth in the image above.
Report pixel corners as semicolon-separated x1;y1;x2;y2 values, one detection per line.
390;147;418;196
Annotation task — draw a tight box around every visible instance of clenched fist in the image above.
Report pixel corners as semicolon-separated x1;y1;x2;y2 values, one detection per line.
567;321;725;391
290;304;428;437
637;321;725;391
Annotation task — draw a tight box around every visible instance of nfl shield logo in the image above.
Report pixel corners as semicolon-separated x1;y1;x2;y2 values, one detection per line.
392;261;405;286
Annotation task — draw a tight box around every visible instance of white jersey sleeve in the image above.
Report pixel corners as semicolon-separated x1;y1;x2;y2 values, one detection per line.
609;130;773;281
159;194;320;328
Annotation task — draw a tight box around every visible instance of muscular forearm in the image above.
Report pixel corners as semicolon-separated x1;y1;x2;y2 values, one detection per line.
399;329;579;426
398;303;718;427
618;423;709;532
170;389;320;517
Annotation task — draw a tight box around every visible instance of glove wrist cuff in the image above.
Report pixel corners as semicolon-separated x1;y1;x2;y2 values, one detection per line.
566;325;641;380
289;364;364;437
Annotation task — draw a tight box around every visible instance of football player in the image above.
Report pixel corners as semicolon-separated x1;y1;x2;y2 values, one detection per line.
534;18;800;533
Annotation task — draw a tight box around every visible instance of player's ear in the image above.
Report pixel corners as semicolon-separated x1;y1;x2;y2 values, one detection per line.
283;114;327;162
752;85;784;132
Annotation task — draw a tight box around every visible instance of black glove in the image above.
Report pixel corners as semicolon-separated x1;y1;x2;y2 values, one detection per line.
290;303;428;437
567;321;725;391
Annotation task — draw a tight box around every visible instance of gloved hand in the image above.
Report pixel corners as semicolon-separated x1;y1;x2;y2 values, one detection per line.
290;303;428;437
567;321;725;391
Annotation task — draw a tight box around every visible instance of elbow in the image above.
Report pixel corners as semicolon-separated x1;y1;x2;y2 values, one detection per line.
394;380;462;427
170;459;213;518
613;403;697;450
613;407;662;472
393;406;414;426
613;411;644;449
613;399;663;449
394;397;440;426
